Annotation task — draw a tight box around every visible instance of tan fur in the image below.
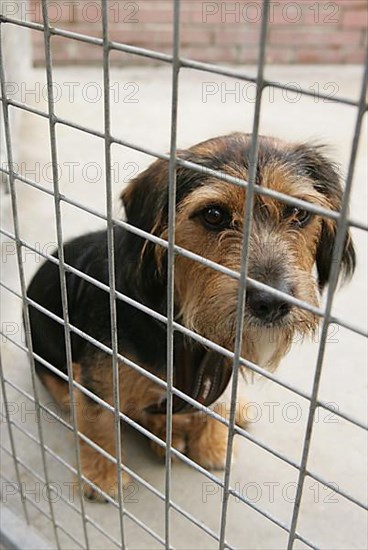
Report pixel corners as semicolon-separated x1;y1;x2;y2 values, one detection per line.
172;171;323;360
146;398;248;469
43;356;239;499
39;372;71;410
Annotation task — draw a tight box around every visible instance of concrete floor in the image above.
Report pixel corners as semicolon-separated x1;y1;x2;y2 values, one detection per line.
0;65;367;550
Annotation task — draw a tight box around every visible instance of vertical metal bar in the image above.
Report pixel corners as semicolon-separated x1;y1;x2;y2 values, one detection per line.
165;1;181;548
101;1;126;548
39;1;90;547
0;21;61;550
0;352;29;523
286;51;368;550
218;1;270;547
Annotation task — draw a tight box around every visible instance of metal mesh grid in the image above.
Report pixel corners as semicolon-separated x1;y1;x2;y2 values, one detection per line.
0;1;367;549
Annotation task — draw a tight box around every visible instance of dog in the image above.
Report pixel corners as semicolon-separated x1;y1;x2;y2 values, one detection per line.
26;133;355;500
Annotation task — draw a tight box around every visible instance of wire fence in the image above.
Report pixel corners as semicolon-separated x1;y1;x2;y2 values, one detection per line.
0;1;367;549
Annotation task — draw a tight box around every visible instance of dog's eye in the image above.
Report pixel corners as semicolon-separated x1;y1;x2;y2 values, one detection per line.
283;206;311;228
200;206;230;230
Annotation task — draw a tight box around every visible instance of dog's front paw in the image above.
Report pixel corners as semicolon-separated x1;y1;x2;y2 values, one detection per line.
81;450;131;502
187;415;235;470
146;414;188;461
149;428;187;461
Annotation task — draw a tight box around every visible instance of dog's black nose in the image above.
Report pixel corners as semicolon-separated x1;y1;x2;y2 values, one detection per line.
247;283;291;323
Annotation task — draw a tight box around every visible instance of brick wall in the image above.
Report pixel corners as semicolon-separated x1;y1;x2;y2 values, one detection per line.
22;1;368;65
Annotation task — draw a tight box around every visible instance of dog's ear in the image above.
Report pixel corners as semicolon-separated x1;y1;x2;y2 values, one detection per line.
121;151;204;244
121;157;169;236
120;151;209;307
120;158;172;307
292;144;356;291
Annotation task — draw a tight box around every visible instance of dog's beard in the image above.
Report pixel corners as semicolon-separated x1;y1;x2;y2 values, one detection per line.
241;307;319;371
181;303;319;378
175;264;320;373
239;269;321;368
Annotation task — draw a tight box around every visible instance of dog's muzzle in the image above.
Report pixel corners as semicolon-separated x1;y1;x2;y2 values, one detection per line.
246;280;292;324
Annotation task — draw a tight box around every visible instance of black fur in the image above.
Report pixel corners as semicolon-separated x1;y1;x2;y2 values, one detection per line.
27;227;171;392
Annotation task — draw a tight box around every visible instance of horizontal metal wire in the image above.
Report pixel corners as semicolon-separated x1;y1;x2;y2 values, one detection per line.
3;407;232;549
2;407;318;549
0;172;340;314
1;167;367;342
1;15;366;110
3;96;368;233
2;265;367;437
2;224;367;428
3;328;366;514
1;93;367;234
0;169;361;545
233;420;367;510
0;471;84;549
0;329;226;485
0;412;169;548
0;444;122;549
3;376;236;550
2;274;367;435
3;420;168;547
1;168;366;341
3;404;238;549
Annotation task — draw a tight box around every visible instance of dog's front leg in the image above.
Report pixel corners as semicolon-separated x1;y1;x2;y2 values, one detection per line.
146;408;231;469
75;385;131;502
145;413;190;459
187;400;248;470
145;399;248;470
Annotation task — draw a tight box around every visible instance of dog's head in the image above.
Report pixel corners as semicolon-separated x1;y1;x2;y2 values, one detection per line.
122;133;355;367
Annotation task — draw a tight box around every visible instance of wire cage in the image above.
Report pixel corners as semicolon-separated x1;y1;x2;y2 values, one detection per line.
0;1;367;549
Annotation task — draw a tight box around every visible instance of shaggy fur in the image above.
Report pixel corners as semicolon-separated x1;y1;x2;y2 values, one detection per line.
26;133;355;500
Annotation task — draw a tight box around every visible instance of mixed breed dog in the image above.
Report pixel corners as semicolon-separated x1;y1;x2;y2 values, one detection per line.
27;133;355;500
